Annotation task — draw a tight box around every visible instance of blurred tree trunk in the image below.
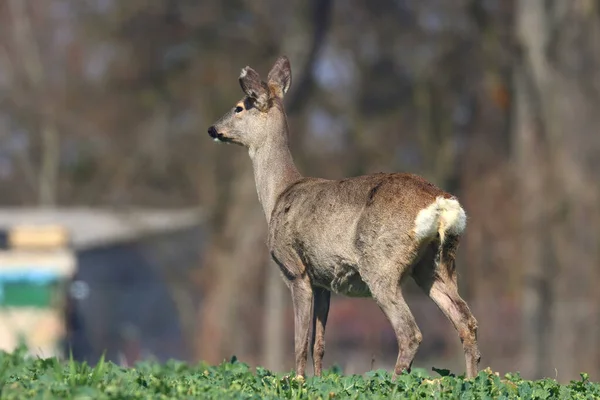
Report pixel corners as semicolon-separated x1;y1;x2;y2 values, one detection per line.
515;0;600;380
8;0;60;207
196;152;267;364
512;45;553;380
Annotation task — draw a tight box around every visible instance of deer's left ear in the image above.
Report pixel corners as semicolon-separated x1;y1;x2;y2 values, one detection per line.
239;66;270;110
267;56;292;99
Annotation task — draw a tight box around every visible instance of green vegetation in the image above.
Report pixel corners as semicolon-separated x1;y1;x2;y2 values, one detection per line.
0;349;598;399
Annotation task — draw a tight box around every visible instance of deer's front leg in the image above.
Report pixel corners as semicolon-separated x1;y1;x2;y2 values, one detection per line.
290;275;313;378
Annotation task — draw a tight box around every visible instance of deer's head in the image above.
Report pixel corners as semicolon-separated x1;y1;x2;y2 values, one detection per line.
208;56;292;149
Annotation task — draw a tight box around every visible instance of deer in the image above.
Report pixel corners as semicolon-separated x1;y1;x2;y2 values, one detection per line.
207;55;481;380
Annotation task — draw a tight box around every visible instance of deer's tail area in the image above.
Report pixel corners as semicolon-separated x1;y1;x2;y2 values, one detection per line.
413;196;467;245
413;196;466;278
435;197;467;245
414;196;467;279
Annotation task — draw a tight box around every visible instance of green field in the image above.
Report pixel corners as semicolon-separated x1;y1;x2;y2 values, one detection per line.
0;349;598;399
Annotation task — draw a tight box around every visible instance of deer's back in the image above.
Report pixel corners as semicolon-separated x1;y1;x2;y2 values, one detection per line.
268;172;453;295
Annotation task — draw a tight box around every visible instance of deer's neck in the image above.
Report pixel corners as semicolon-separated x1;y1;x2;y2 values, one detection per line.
249;130;301;224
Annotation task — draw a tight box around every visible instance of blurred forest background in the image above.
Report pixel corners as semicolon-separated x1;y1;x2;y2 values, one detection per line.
0;0;599;383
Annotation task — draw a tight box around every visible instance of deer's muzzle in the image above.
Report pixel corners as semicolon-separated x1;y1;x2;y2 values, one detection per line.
208;126;225;142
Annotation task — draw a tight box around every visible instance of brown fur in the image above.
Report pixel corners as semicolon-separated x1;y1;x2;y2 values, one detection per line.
208;56;481;379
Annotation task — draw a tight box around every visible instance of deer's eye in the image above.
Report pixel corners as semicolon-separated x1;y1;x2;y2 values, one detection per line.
235;106;244;113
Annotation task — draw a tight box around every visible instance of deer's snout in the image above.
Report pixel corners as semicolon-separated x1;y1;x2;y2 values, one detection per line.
208;126;218;139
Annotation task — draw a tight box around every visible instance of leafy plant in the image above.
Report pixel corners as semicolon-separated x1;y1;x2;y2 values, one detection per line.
0;349;597;399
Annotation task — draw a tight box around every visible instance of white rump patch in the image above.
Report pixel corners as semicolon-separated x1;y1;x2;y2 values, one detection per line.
413;196;467;243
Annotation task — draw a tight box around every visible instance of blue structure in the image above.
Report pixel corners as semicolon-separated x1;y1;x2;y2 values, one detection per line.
0;208;205;365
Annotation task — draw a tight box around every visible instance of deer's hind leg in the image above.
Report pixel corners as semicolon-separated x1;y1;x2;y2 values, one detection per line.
361;254;423;379
412;236;481;378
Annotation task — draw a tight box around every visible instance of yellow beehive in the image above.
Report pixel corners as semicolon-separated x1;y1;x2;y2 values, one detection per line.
8;225;69;250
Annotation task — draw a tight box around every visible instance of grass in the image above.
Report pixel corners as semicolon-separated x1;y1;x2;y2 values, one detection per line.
0;348;598;399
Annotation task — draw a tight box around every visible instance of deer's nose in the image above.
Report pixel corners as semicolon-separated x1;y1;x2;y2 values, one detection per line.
208;126;218;138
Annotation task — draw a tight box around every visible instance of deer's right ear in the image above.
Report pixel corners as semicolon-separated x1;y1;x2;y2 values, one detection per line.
267;56;292;98
239;67;269;110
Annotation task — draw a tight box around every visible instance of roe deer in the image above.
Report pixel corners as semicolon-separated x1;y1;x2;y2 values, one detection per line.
207;56;481;379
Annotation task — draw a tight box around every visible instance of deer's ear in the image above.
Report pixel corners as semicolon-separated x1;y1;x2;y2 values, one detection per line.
267;56;292;98
239;66;269;109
